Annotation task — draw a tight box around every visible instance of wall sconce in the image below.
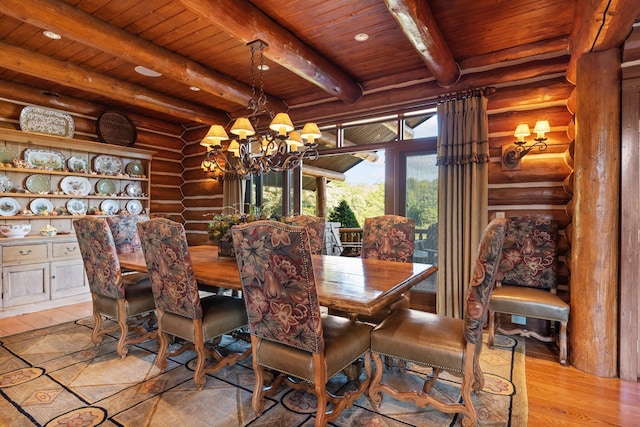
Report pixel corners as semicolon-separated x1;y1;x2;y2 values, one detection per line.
502;120;550;170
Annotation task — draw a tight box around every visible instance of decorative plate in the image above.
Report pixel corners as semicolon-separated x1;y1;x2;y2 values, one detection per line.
25;174;50;194
126;199;143;214
0;197;20;216
67;156;89;173
96;178;117;195
125;160;145;176
30;198;54;215
125;182;142;197
0;147;16;163
24;148;66;170
100;199;119;215
60;176;91;196
19;106;75;138
66;199;88;215
0;175;12;192
93;155;123;175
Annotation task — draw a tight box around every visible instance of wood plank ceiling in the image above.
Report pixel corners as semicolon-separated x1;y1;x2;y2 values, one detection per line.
0;0;637;130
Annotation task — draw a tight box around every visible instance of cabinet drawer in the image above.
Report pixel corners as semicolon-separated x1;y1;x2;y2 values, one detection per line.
52;242;82;259
3;244;48;263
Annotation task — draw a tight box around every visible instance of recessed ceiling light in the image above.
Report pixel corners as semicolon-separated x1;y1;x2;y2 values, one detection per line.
134;66;162;77
189;86;201;91
43;30;61;40
354;33;369;42
257;64;270;71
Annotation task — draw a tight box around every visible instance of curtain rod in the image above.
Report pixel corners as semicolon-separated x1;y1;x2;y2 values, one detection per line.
436;86;496;104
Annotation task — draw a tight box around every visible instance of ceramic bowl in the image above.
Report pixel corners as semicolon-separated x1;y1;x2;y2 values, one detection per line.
0;223;31;238
40;225;57;236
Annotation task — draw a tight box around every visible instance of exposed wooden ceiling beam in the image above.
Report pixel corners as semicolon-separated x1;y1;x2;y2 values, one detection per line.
567;0;640;83
0;41;227;124
384;0;460;87
0;0;289;113
179;0;363;104
290;56;568;125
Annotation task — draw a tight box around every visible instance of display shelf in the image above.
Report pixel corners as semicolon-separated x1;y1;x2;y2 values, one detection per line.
0;127;153;224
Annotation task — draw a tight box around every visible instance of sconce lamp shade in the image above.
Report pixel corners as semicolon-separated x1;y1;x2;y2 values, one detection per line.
200;125;229;148
301;122;322;144
514;123;531;142
230;118;256;139
269;113;295;136
533;120;550;139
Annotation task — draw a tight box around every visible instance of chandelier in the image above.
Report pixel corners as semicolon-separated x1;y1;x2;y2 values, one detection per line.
201;40;321;180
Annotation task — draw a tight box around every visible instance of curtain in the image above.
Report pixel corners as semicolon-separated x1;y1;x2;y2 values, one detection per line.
436;93;489;318
222;178;242;215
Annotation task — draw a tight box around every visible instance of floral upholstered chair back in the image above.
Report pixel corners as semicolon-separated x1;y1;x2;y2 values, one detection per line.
463;218;507;345
284;214;326;255
73;216;125;299
231;220;324;354
497;216;558;290
137;218;203;320
361;215;415;262
106;213;148;254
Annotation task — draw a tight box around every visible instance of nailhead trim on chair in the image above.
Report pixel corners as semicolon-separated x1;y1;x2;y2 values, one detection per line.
370;351;464;374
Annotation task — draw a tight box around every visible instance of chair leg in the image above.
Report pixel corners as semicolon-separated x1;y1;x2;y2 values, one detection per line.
314;382;328;427
369;352;385;407
193;322;207;390
155;311;169;372
488;310;496;348
559;321;568;366
91;309;104;345
116;300;130;358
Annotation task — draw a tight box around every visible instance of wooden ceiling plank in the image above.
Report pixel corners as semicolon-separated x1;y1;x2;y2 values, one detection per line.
0;40;226;124
0;0;285;112
384;0;460;87
179;0;363;104
567;0;640;83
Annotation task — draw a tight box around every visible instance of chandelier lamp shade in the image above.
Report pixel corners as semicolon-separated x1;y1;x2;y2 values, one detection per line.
201;40;320;179
502;120;550;170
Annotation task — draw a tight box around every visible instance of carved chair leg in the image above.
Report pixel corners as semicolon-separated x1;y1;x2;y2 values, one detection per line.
116;300;130;358
368;352;385;407
252;362;267;415
91;309;104;345
155;311;169;372
488;310;496;348
423;367;441;394
558;321;568;366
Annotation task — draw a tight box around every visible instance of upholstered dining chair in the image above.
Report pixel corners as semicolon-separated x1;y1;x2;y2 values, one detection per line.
488;216;570;365
284;214;326;254
368;217;507;427
137;218;250;390
361;214;415;262
106;213;148;275
333;214;416;323
231;220;373;427
106;213;148;254
73;216;157;358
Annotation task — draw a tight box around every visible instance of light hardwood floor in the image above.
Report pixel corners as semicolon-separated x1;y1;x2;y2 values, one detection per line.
1;302;639;426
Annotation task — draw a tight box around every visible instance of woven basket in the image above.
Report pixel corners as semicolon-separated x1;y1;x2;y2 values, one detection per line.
96;111;137;146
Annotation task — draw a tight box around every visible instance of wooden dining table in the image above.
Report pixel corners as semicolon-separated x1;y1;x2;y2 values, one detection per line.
118;245;437;317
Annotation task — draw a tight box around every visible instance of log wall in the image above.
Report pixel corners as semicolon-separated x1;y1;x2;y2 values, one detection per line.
0;71;575;308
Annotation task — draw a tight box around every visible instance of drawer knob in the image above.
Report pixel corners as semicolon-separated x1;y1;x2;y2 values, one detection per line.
65;246;78;254
19;249;32;256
